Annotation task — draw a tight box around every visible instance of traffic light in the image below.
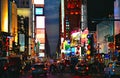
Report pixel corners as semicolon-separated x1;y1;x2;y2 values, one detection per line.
87;34;91;53
86;34;93;56
87;34;92;43
87;55;91;60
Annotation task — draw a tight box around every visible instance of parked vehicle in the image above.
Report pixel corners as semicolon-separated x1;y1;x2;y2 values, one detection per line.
75;60;89;75
31;63;48;78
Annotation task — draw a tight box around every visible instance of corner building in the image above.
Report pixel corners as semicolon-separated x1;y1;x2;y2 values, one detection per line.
60;0;82;58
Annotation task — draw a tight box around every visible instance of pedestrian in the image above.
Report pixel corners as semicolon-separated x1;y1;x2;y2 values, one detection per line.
104;63;114;78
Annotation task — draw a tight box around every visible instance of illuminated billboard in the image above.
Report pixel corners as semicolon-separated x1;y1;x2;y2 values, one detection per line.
1;0;8;32
33;0;44;4
39;44;45;49
35;8;43;15
114;0;120;35
36;16;45;28
19;34;25;52
36;28;45;44
39;52;45;57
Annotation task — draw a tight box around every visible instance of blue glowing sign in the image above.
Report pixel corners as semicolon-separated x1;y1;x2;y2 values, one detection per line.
35;8;43;15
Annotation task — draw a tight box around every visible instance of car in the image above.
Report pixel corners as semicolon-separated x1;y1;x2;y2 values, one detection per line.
0;57;22;78
75;60;89;75
31;63;48;78
104;61;120;78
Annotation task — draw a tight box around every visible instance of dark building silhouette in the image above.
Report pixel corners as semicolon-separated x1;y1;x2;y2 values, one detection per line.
45;29;50;58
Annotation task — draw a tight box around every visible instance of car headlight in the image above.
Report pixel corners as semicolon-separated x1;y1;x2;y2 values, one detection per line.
113;69;115;72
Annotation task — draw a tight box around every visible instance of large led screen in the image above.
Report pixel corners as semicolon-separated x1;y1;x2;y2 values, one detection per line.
35;8;43;15
19;34;25;52
36;28;45;44
36;16;45;28
34;0;44;4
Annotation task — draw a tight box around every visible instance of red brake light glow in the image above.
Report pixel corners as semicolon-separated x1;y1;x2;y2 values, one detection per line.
31;67;35;70
4;67;7;70
44;68;48;70
86;67;89;70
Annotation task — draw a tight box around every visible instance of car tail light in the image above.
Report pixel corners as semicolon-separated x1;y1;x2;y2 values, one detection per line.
81;64;84;66
75;67;78;70
4;66;7;71
86;67;89;70
44;68;48;70
31;67;35;70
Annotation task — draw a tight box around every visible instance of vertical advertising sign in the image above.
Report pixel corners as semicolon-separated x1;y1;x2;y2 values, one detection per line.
36;16;45;50
114;0;120;35
19;34;25;52
36;28;45;44
1;0;8;32
36;16;45;28
34;0;45;51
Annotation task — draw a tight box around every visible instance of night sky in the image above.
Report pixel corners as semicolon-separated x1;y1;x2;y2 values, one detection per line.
45;0;60;54
87;0;114;31
87;0;114;18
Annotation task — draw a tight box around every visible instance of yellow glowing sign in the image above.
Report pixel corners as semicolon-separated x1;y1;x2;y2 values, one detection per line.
1;0;8;32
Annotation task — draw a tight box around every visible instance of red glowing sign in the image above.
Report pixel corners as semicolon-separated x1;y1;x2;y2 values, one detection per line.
36;28;45;44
